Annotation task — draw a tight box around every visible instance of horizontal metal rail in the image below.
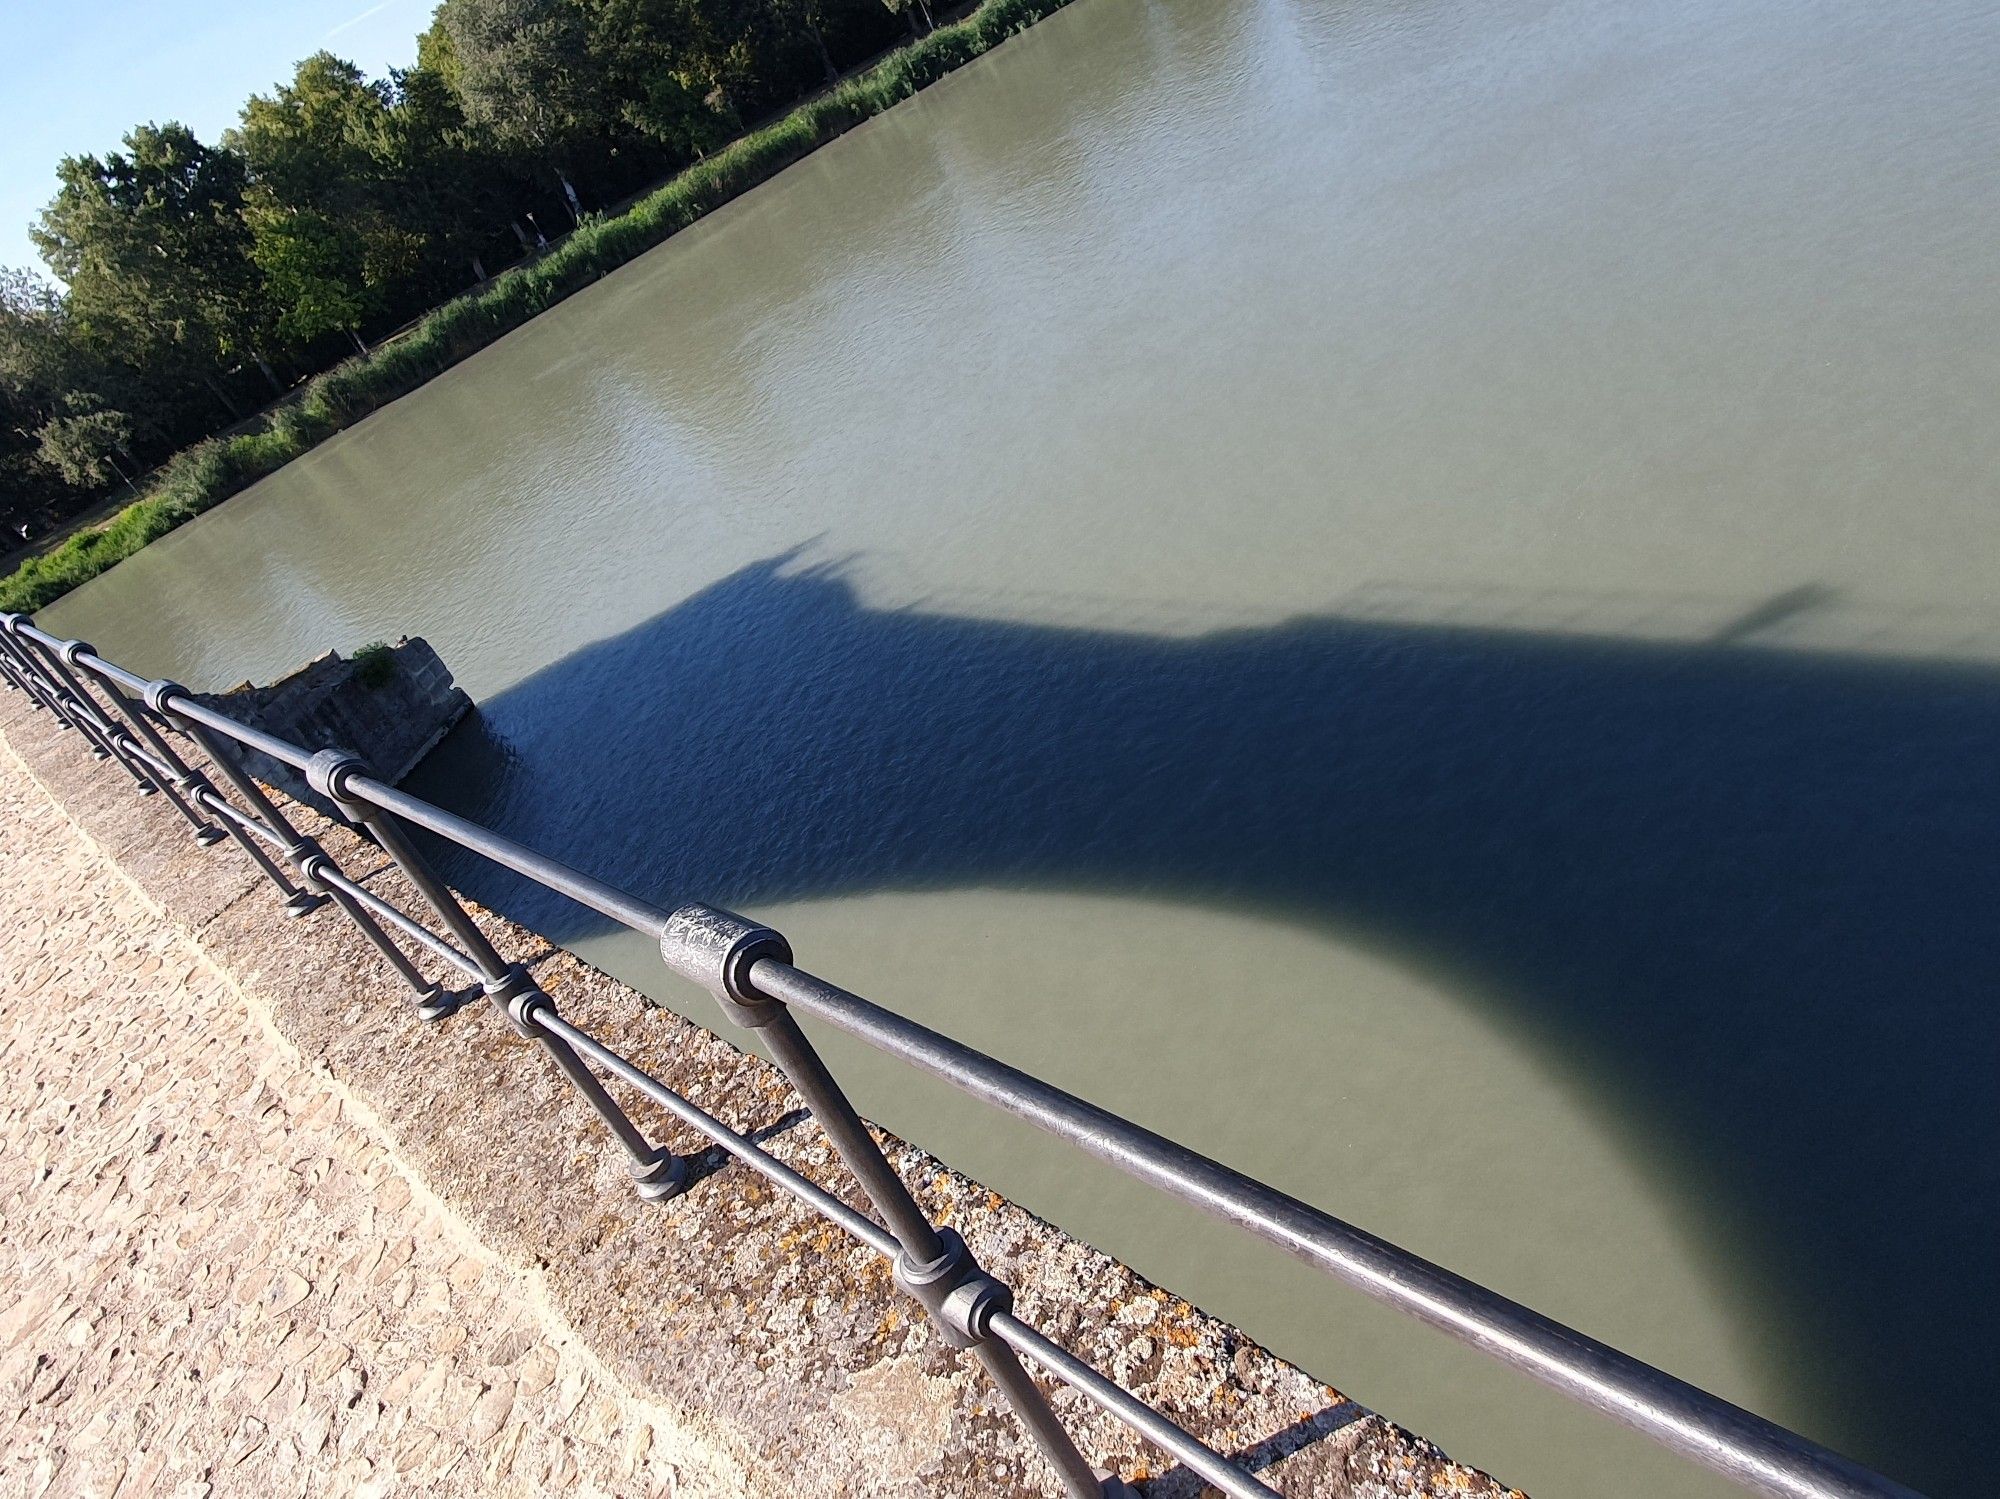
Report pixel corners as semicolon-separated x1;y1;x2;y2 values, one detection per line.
304;858;488;980
744;959;1900;1499
0;613;1926;1499
190;786;293;850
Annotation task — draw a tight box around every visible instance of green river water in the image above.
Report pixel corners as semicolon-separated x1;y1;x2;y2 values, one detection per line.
45;1;2000;1493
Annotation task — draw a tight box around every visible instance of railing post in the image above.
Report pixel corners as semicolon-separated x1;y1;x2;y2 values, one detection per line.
54;646;243;851
73;667;332;910
127;676;348;910
0;620;106;746
661;905;1130;1499
1;622;188;804
0;624;79;731
3;626;112;757
143;688;456;1013
305;749;689;1201
296;847;467;1020
0;648;39;704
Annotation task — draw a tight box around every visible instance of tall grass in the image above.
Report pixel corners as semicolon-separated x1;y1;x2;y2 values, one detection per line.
0;0;1074;616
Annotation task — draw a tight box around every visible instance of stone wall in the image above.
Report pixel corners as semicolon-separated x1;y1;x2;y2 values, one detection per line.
190;636;469;819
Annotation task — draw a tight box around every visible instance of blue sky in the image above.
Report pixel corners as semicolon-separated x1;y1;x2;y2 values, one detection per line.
1;0;434;277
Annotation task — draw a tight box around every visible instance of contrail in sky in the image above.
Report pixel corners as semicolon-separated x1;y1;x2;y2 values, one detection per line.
327;1;399;39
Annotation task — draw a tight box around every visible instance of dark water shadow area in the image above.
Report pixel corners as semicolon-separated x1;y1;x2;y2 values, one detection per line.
408;554;1997;1496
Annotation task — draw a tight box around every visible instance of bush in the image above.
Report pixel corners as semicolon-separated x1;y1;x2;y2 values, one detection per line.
0;0;1078;617
350;640;395;688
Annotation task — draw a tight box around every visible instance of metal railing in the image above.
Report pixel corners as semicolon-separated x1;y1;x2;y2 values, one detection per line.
0;611;1925;1499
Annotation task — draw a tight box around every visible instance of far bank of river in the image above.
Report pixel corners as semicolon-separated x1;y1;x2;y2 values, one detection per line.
0;0;1081;616
44;0;2000;1495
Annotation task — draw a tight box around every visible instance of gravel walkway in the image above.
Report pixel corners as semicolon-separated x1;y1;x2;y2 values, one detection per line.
0;736;722;1498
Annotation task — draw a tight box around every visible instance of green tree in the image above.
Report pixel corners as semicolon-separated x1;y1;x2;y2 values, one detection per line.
0;269;72;423
439;0;609;216
0;270;80;533
583;0;737;161
36;399;137;490
237;50;520;324
245;207;373;351
233;53;394;208
414;14;466;93
626;71;736;157
784;0;843;83
32;124;269;415
2;268;165;528
699;0;849;110
233;56;390;353
380;59;522;285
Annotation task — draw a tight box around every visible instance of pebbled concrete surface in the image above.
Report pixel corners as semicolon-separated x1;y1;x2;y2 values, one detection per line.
0;683;1522;1499
0;705;756;1499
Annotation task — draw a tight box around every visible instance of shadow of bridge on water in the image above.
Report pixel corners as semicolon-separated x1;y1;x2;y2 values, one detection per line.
404;552;1996;1498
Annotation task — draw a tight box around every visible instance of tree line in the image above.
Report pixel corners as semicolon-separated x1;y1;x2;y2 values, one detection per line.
0;0;931;542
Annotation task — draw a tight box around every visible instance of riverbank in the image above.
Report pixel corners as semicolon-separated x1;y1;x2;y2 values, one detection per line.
0;0;1078;618
0;683;1522;1497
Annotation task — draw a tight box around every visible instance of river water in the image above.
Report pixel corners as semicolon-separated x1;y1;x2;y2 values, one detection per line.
43;0;2000;1493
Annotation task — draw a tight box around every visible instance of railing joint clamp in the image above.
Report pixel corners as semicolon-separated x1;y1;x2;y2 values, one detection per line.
305;748;373;819
893;1227;1012;1350
291;841;332;891
484;964;552;1038
659;904;792;1028
141;678;189;717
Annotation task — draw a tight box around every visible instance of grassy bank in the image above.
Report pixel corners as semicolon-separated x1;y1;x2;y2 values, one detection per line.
0;0;1075;616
